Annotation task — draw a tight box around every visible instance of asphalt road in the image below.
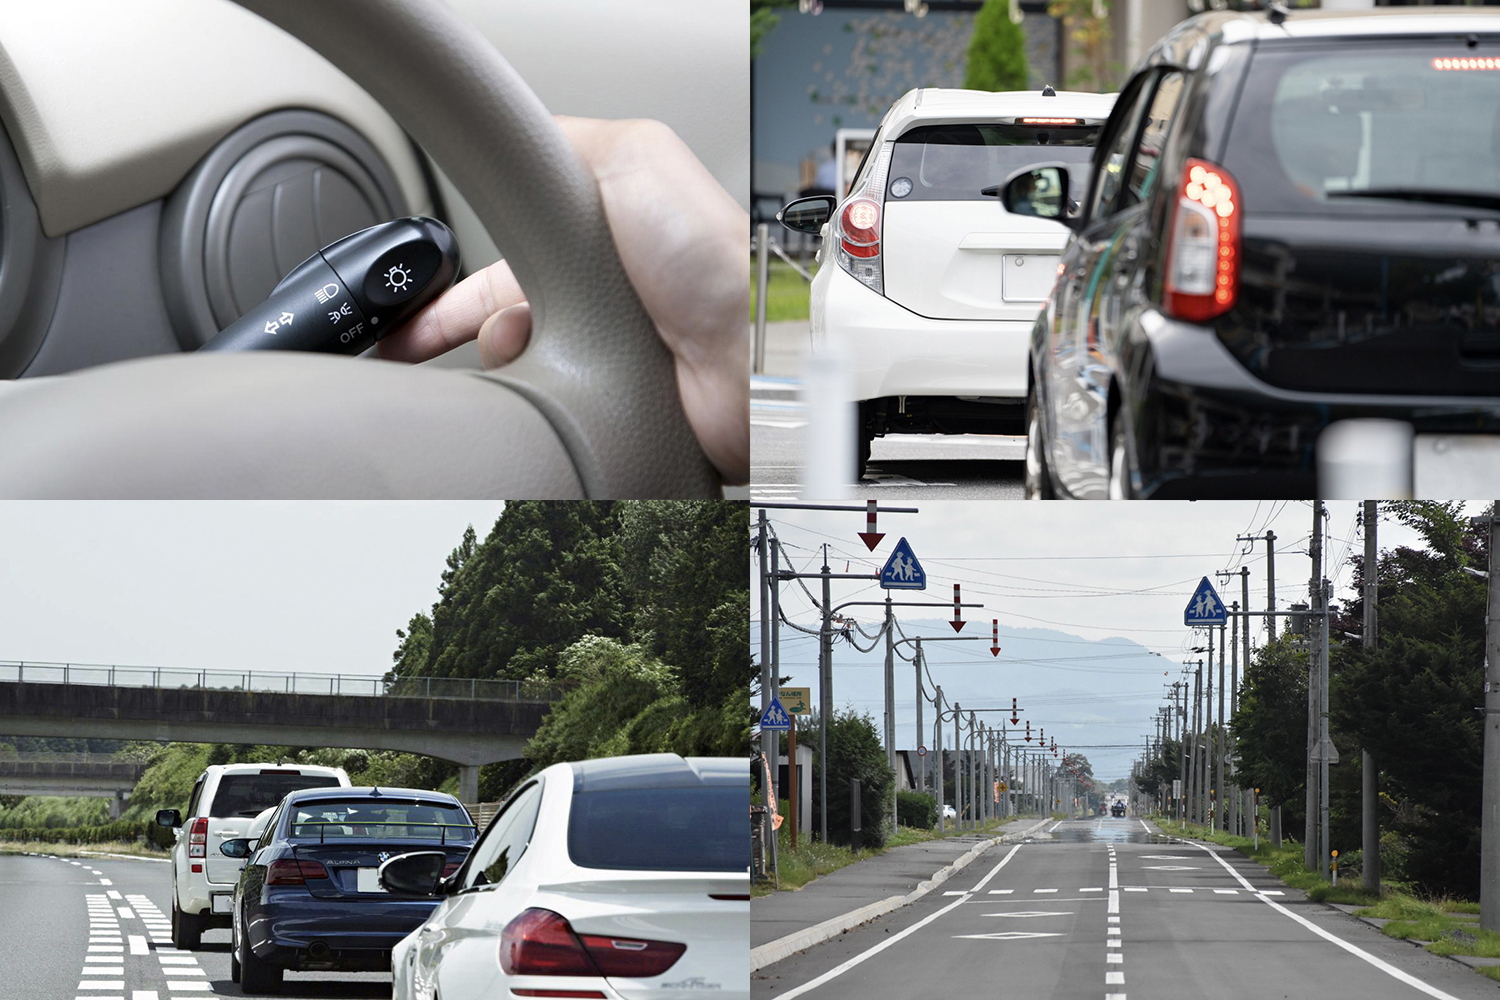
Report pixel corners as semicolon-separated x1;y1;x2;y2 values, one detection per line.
753;817;1499;1000
0;852;390;1000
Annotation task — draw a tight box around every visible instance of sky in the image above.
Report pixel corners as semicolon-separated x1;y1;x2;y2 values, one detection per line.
752;501;1451;782
0;502;507;679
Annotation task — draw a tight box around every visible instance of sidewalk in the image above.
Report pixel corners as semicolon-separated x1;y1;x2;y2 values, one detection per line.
750;319;810;379
751;816;1055;969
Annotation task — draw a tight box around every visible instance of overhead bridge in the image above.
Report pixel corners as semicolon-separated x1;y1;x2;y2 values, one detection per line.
0;752;150;817
0;662;559;801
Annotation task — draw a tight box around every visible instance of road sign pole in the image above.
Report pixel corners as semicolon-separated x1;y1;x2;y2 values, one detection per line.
1363;500;1381;894
821;546;832;844
1482;510;1500;931
915;639;924;797
1307;505;1321;873
954;703;963;829
934;686;945;832
789;715;798;850
884;595;896;835
758;511;774;814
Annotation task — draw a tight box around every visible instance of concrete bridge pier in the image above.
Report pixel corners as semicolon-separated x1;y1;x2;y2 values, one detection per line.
459;765;480;804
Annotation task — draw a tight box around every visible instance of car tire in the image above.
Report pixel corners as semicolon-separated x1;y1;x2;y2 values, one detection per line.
1108;418;1136;500
171;897;202;950
1024;391;1054;500
230;910;242;983
238;910;283;995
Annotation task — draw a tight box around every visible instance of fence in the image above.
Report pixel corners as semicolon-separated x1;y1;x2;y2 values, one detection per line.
0;661;560;703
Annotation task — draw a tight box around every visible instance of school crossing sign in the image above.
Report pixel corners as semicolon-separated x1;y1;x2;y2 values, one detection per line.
1184;576;1227;627
759;696;792;731
880;537;925;590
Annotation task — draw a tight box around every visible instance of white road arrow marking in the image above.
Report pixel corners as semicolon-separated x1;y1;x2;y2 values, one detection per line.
953;931;1066;940
983;911;1069;918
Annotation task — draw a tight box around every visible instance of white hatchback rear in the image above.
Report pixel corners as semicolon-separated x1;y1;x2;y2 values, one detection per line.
799;87;1116;476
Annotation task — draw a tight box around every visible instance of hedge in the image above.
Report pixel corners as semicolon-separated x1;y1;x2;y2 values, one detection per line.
0;820;174;849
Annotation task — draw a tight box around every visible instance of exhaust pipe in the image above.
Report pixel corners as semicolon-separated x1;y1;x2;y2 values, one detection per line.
307;941;330;960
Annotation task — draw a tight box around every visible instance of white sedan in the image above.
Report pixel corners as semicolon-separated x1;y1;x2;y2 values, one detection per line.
386;754;747;1000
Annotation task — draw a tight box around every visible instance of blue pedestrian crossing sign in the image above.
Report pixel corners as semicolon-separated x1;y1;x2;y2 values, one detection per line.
881;537;926;590
1184;577;1227;626
760;697;792;731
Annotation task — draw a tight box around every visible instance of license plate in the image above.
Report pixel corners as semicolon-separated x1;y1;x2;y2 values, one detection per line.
210;895;232;914
1002;254;1059;302
356;867;386;893
1413;434;1500;497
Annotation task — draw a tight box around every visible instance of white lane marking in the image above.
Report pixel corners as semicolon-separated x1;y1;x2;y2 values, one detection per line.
70;861;81;866
1213;889;1238;895
128;936;147;955
117;908;134;918
1108;939;1122;948
1108;915;1119;923
1108;890;1119;915
164;982;211;991
76;983;124;990
1109;868;1118;889
1108;927;1120;935
1034;888;1058;893
943;890;966;896
774;845;1022;1000
85;956;122;963
1106;995;1127;1000
1049;820;1063;833
954;931;1065;940
98;879;112;885
1124;887;1147;892
78;851;169;862
983;911;1069;918
1079;887;1103;892
1140;819;1150;833
163;968;206;976
1140;856;1190;860
72;996;122;1000
87;945;124;952
79;968;124;975
156;957;197;965
1107;953;1124;963
1189;840;1466;1000
1107;971;1124;984
89;870;102;875
133;992;160;1000
1169;888;1193;893
1262;890;1284;896
990;889;1014;894
105;891;122;900
1142;865;1199;871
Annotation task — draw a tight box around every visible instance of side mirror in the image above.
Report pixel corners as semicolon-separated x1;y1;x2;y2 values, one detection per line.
219;838;252;859
777;196;836;235
156;809;182;829
379;851;448;896
1000;165;1084;233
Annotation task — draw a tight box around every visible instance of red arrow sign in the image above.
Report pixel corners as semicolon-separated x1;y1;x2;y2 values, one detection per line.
1010;698;1020;726
857;499;884;551
950;584;965;632
1024;720;1032;742
990;618;1001;656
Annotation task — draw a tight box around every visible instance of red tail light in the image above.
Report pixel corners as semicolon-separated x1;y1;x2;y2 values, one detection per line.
188;817;208;859
838;198;881;258
442;862;462;877
499;908;685;979
266;859;329;886
1163;157;1241;322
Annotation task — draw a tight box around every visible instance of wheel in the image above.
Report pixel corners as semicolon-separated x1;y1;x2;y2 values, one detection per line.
1024;390;1054;500
237;908;284;994
1108;417;1136;500
230;909;242;983
171;897;202;950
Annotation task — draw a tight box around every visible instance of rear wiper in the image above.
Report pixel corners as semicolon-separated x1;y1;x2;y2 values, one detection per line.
1326;188;1500;213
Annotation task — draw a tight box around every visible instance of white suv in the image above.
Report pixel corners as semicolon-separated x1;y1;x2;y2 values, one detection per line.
155;762;349;948
779;87;1117;476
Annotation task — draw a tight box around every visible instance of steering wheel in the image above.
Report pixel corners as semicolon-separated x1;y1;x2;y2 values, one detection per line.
0;0;718;498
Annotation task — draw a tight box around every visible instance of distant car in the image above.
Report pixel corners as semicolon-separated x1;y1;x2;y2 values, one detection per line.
941;804;958;821
778;87;1116;477
1011;7;1500;499
156;762;350;948
1111;801;1127;818
221;785;475;993
386;754;747;1000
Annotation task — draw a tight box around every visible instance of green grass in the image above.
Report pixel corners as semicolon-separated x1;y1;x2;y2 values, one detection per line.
751;260;816;323
0;839;169;859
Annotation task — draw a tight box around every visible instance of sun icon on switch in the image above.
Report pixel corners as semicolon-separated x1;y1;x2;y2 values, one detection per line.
384;264;411;292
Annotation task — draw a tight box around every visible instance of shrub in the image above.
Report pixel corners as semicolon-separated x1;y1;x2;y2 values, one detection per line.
964;0;1028;92
898;791;937;830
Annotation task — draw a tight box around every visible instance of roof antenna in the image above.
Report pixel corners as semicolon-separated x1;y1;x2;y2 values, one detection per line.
1041;84;1057;97
1267;2;1289;25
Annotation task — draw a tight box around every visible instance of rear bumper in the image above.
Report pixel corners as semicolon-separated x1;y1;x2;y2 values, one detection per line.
1132;312;1500;498
814;264;1034;403
247;894;439;967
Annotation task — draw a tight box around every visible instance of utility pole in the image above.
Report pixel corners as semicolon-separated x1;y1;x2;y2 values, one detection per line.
954;703;963;830
1267;529;1278;642
1306;511;1319;871
1220;608;1230;835
1363;500;1381;894
1204;639;1214;830
914;639;925;796
1239;566;1250;835
1480;507;1500;932
1176;676;1189;825
1189;660;1202;824
884;595;896;833
934;686;946;832
821;546;833;844
757;511;775;810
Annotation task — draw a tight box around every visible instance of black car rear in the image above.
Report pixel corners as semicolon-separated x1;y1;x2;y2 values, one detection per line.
1023;9;1500;499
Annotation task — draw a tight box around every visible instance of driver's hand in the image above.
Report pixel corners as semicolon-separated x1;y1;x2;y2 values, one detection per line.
378;116;749;485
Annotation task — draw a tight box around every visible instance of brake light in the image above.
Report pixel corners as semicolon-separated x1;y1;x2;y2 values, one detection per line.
1163;158;1241;322
266;859;329;886
833;139;892;295
499;908;686;980
258;769;302;775
442;862;462;877
187;817;208;859
839;199;881;258
1020;117;1080;124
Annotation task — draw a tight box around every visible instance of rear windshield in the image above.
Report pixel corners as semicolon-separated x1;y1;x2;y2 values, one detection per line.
1224;41;1500;215
568;785;746;872
208;773;342;818
887;123;1098;203
286;799;475;844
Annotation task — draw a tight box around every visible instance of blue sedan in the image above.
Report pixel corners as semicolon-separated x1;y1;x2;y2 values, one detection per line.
221;785;475;993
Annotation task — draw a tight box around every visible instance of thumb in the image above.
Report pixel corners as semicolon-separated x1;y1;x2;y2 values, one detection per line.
477;303;533;369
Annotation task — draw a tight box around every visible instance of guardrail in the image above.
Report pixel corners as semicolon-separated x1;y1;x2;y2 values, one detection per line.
0;752;150;766
0;661;560;703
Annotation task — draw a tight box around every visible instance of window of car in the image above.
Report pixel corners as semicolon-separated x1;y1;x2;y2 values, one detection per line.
1088;73;1156;221
460;780;543;891
887;122;1100;205
1122;71;1187;209
206;772;343;819
567;783;746;873
1224;40;1500;215
285;798;474;843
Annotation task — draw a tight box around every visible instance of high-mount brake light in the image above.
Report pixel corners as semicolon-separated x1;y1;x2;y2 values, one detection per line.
1019;117;1080;125
1433;57;1500;71
1163;158;1241;322
188;817;208;859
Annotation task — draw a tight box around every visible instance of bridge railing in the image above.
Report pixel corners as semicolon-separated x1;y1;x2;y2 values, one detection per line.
0;752;150;766
0;661;559;702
